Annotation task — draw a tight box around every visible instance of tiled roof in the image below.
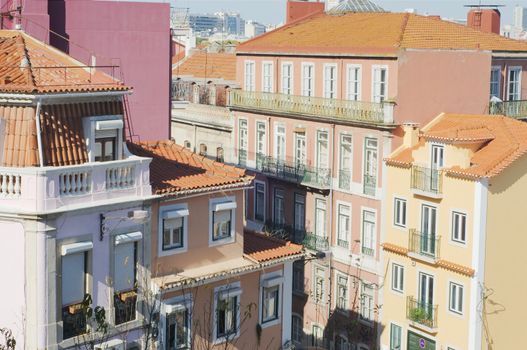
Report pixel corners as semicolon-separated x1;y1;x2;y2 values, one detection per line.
172;51;236;81
127;140;252;194
244;230;304;263
238;12;527;55
387;114;527;178
0;30;128;93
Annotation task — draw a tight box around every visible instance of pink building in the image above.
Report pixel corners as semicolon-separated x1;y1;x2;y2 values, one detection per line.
128;140;304;349
227;6;527;350
0;0;172;141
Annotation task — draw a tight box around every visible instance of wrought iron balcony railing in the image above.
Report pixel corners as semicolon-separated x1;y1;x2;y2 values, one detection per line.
303;232;329;252
228;90;395;124
337;238;349;249
62;303;87;339
489;100;527;119
259;156;331;189
408;229;441;261
363;174;376;196
406;296;438;330
338;169;351;191
411;165;442;195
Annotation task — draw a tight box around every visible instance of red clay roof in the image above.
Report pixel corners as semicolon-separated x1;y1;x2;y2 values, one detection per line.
244;230;304;263
127;140;252;194
387;114;527;178
0;30;128;93
238;12;527;55
172;51;236;81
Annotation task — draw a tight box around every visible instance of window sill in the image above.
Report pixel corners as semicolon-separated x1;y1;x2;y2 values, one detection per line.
213;332;240;345
260;317;281;329
158;246;188;257
209;236;235;247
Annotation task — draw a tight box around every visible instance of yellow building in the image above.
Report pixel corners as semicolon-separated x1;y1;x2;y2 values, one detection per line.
379;113;527;350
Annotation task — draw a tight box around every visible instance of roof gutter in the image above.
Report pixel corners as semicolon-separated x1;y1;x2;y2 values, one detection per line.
0;90;131;104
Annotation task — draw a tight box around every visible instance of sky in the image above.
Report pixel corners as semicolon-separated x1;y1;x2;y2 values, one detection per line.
173;0;527;26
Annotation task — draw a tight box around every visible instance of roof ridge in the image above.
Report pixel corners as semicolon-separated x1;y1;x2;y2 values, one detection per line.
396;12;411;48
15;34;36;88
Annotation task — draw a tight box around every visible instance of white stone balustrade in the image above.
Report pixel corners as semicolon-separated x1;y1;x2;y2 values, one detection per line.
59;170;91;196
106;164;135;190
0;172;22;197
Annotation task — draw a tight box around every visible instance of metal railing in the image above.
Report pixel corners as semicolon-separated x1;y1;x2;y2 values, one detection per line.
489;100;527;119
62;304;87;339
406;296;438;329
13;65;122;87
408;229;441;260
259;156;331;189
411;166;442;195
363;174;376;196
228;90;394;124
303;232;329;251
338;169;351;190
337;238;349;249
238;149;247;166
361;246;375;257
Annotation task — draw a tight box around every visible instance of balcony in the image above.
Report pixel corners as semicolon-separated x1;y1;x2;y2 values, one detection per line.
62;303;87;340
408;229;441;262
114;290;138;325
0;156;152;214
228;90;395;125
258;156;331;189
363;174;376;196
406;296;438;331
489;100;527;119
410;165;442;198
303;232;329;252
338;169;351;191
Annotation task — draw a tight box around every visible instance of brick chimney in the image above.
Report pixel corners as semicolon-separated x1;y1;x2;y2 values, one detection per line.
467;8;501;34
286;0;325;24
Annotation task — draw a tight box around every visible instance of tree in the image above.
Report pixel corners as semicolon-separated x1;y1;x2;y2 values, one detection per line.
72;294;110;350
0;328;16;350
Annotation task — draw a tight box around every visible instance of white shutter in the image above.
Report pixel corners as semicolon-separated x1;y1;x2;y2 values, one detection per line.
62;252;85;306
114;242;135;292
214;210;231;223
165;217;183;230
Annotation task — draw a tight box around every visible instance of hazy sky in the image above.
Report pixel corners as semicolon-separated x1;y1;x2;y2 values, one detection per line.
174;0;527;26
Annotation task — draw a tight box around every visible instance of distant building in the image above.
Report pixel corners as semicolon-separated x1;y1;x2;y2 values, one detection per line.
514;5;527;30
189;13;222;35
218;11;245;36
245;20;266;38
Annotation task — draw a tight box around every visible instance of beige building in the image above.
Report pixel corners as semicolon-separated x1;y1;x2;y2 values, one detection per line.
380;113;527;350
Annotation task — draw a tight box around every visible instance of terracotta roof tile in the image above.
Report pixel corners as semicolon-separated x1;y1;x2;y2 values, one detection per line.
172;51;236;81
238;12;527;55
127;140;252;194
244;230;304;263
0;30;128;93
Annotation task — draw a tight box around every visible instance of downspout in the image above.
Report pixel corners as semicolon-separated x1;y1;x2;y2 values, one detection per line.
327;123;335;328
35;99;44;167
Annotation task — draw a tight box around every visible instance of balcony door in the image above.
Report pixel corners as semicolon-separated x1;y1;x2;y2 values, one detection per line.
294;194;306;242
418;272;434;311
420;205;437;256
238;120;248;166
430;145;443;192
294;132;306;167
315;199;327;238
275;125;286;162
316;131;329;170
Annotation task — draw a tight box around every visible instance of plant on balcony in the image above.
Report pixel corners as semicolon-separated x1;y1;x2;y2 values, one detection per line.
72;294;110;350
409;306;429;324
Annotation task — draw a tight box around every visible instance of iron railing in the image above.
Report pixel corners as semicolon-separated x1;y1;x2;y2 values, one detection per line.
406;296;438;329
337;238;349;249
238;149;247;167
303;232;329;251
338;169;351;190
228;90;395;124
411;165;442;195
408;229;441;260
489;100;527;119
363;174;376;196
62;304;87;339
259;156;331;189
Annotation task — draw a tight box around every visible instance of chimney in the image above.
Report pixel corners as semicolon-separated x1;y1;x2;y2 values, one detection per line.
467;8;501;34
402;123;420;148
286;0;325;24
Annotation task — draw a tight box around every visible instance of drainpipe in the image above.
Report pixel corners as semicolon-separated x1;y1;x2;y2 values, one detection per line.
327;123;335;324
35;99;44;167
193;124;197;153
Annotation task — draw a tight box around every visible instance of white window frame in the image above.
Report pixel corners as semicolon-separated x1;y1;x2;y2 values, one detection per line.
359;282;375;325
259;270;283;328
431;143;445;168
291;313;303;344
448;281;464;315
213;282;242;344
507;66;522;101
334;272;349;311
336;201;351;248
255;121;267;156
262;61;274;93
323;63;338;99
274;123;286;161
311;323;324;348
391;262;404;294
60;241;92;308
371;65;388;103
361;207;377;258
254;180;266;223
281;62;294;95
490;65;501;98
363;137;378;196
244;60;256;91
313;265;326;304
389;322;403;350
346;64;362;101
294;131;307;166
393;197;407;228
301;62;315;97
208;196;237;246
338;133;353;191
316;130;329;170
83;115;124;163
158;204;189;257
162;293;193;350
451;210;467;245
273;188;285;226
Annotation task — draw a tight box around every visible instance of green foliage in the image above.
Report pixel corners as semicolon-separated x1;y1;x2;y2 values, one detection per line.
409;306;428;322
0;327;16;350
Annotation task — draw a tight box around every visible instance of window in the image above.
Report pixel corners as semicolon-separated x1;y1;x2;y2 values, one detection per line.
391;263;404;293
421;204;438;256
238;119;248;166
347;65;361;101
315;199;327;239
452;211;467;244
313;267;325;303
449;282;464;314
210;199;236;244
114;233;141;325
275;124;286;161
324;64;337;99
256;121;266;168
339;134;352;190
393;198;407;227
372;66;387;102
208;84;216;105
312;325;323;348
292;315;303;343
216;147;224;163
431;144;444;168
363;138;378;196
335;335;348;350
361;210;376;257
281;63;293;95
261;284;280;324
490;66;501;98
166;305;190;349
360;283;374;323
336;274;348;310
184;140;191;149
94;135;116;162
199;143;207;156
273;188;285;226
255;182;265;222
61;242;92;339
214;285;241;341
337;204;351;248
294;132;306;166
390;323;402;350
263;62;273;92
418;272;434;308
294;193;306;232
293;260;305;293
508;67;522;101
244;61;255;91
302;63;315;97
317;131;329;170
192;84;200;103
161;208;189;253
